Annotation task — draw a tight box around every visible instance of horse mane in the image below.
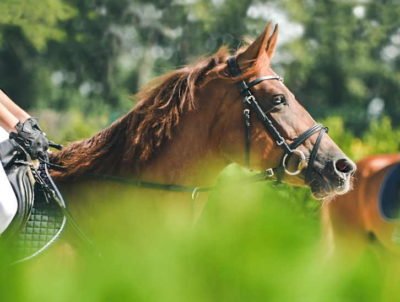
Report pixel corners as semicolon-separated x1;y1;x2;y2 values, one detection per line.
50;46;258;181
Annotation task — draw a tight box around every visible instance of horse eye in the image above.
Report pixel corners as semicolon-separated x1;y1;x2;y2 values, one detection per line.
272;94;286;106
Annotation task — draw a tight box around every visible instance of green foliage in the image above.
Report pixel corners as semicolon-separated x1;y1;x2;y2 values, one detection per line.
0;0;75;50
322;116;354;156
321;115;400;161
1;0;400;137
279;0;400;133
0;167;395;302
33;109;108;144
362;116;400;155
0;0;262;112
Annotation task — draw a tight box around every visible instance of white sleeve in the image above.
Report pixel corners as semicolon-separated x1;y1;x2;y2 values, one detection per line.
0;164;18;234
0;127;9;143
0;126;18;234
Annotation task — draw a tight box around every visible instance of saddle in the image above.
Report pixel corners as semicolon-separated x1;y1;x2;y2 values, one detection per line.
0;138;66;264
379;163;400;221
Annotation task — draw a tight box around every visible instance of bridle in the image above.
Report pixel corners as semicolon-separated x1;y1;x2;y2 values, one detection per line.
226;57;328;183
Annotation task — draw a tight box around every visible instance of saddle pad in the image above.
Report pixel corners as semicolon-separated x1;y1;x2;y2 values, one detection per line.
379;163;400;221
11;191;66;263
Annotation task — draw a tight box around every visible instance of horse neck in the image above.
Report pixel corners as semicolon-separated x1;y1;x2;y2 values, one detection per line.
50;113;134;180
138;86;227;186
51;80;229;186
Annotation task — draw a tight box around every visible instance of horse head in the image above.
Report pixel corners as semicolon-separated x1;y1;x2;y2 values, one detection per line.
51;23;356;201
210;23;356;199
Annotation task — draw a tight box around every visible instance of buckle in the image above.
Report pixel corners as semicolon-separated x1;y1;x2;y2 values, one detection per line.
264;168;274;178
282;149;307;176
191;187;201;200
244;95;255;105
276;139;285;146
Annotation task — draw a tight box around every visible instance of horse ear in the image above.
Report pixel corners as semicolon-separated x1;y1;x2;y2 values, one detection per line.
266;24;279;59
237;23;273;69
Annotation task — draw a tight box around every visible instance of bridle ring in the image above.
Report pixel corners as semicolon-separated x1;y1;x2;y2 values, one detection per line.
282;149;307;176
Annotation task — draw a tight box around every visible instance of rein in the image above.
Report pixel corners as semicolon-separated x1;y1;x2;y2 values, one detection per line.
87;168;275;200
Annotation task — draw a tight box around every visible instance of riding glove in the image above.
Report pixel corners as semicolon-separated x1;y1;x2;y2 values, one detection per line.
11;118;49;159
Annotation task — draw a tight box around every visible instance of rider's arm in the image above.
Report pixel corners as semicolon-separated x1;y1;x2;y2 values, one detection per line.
0;102;19;133
0;90;30;125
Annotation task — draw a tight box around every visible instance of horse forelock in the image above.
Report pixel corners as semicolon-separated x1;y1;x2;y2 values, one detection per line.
51;46;263;181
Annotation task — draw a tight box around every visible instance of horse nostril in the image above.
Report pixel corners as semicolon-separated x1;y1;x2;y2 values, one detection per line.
334;158;356;175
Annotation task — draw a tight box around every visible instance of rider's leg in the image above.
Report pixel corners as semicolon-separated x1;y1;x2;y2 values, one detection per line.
0;127;18;235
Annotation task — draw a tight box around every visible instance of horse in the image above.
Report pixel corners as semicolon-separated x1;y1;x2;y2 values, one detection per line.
49;23;356;234
323;154;400;256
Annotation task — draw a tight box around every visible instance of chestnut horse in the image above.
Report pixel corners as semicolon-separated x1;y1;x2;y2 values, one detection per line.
323;154;400;256
50;24;355;227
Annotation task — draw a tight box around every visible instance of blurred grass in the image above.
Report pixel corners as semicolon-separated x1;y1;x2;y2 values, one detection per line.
0;166;397;302
1;111;399;301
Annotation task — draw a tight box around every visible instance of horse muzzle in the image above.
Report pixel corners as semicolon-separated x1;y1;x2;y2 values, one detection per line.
307;156;356;200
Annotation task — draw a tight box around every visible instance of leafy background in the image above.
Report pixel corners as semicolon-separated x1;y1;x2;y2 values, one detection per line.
1;0;400;301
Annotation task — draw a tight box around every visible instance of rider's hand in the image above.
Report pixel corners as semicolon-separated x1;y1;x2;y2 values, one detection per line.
11;118;49;159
